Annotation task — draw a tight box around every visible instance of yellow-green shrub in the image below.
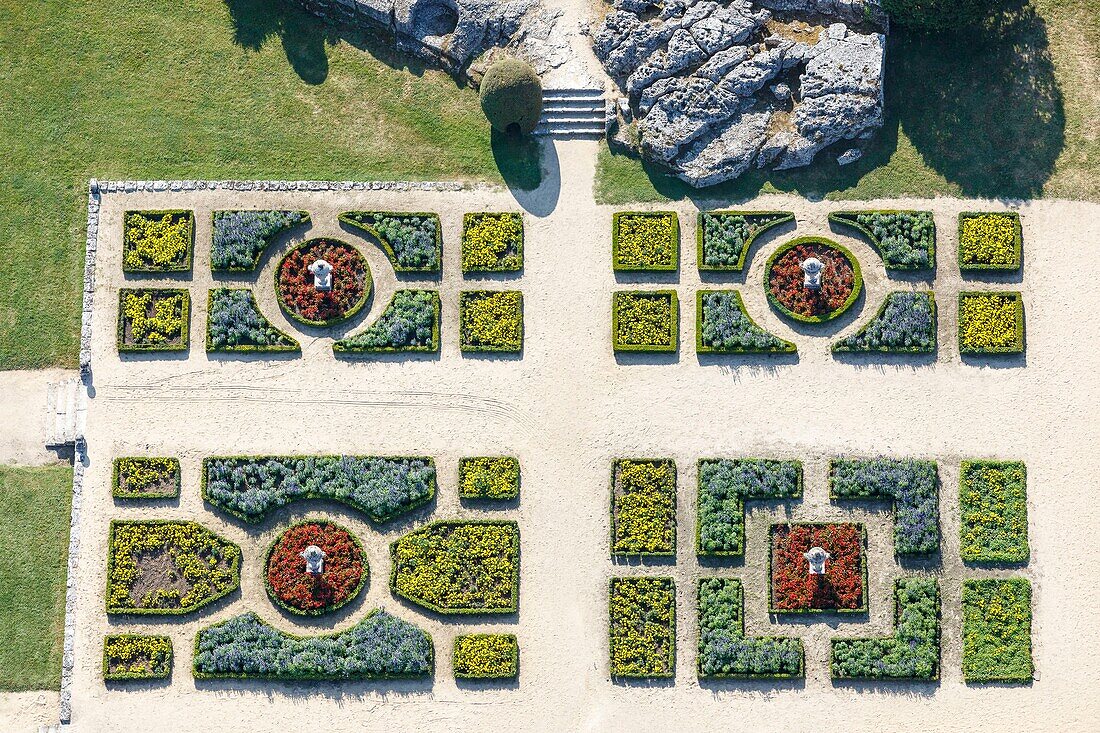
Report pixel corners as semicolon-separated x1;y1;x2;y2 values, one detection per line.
103;634;173;680
462;212;523;272
117;289;190;352
958;292;1024;354
460;457;520;500
460;290;523;352
453;634;518;679
113;457;180;499
613;212;678;271
609;576;675;678
959;212;1021;270
611;459;675;556
123;210;193;272
612;291;678;352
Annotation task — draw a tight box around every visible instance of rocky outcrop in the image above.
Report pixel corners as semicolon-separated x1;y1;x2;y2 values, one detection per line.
595;0;887;186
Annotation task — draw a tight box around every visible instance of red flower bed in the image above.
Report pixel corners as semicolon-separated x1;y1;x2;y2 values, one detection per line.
276;239;370;325
264;521;367;615
767;240;856;319
770;523;865;612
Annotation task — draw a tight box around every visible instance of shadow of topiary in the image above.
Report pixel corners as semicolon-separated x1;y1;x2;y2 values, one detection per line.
491;130;544;193
224;0;335;84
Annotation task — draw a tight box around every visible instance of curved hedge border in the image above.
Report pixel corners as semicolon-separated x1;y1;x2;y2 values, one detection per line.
117;288;190;352
339;211;442;273
959;211;1022;272
274;238;372;328
958;291;1025;355
962;578;1033;683
612;290;678;352
830;577;940;681
612;211;679;272
698;578;804;679
103;634;173;681
696;458;802;557
122;209;194;273
832;291;937;354
263;519;369;617
610;458;676;557
334;290;440;354
453;633;519;679
696;290;796;354
829;458;940;556
609;576;675;679
112;457;180;500
193;610;434;680
764;237;863;324
829;210;935;271
202;455;436;524
697;210;793;272
211;210;310;272
390;520;520;614
960;460;1029;564
206;289;300;353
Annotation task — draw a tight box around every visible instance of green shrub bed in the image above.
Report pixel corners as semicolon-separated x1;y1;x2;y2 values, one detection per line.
697;578;804;679
462;212;523;273
697;211;793;272
460;290;523;352
202;455;436;524
613;290;678;352
609;576;675;678
340;211;442;272
613;211;679;271
833;291;936;354
112;457;180;500
830;577;940;680
830;458;939;556
611;459;676;556
106;520;241;615
206;289;299;353
334;290;440;353
696;458;802;557
960;460;1029;563
193;610;433;680
958;291;1025;354
459;457;520;500
959;212;1022;271
697;290;795;354
453;634;519;679
123;210;194;272
117;289;189;352
962;578;1033;683
390;520;519;614
829;211;935;270
211;210;309;272
103;634;173;681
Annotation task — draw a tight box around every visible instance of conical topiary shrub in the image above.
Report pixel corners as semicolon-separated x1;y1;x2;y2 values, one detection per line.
479;58;543;135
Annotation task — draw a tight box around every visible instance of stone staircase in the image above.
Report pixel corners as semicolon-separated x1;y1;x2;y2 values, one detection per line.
535;88;606;139
45;378;85;448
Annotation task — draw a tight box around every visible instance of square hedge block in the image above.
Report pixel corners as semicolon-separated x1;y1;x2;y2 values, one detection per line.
613;211;679;271
959;212;1022;271
459;290;523;353
958;291;1024;355
612;290;678;352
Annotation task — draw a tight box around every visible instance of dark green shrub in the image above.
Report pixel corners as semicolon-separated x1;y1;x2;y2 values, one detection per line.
480;58;543;135
882;0;999;32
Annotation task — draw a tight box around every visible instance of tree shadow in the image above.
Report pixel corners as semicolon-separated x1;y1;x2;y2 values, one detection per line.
491;130;545;195
223;0;337;84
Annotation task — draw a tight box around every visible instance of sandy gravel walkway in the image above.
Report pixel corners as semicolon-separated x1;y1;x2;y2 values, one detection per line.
0;369;79;465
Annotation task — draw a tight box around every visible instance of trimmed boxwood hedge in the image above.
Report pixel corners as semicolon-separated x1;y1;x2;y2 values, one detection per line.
612;211;679;272
829;210;935;271
697;210;793;272
460;290;524;353
459;456;520;500
612;290;678;352
462;212;523;273
103;634;173;681
832;291;937;354
452;633;519;679
764;237;863;324
960;460;1029;564
206;288;300;353
962;578;1033;683
334;290;441;354
193;609;433;680
211;210;310;272
117;288;190;352
959;211;1022;272
958;291;1025;355
610;458;676;557
829;457;940;556
696;290;796;354
339;211;442;273
123;209;194;273
112;457;180;500
697;578;804;679
609;576;675;678
696;458;802;557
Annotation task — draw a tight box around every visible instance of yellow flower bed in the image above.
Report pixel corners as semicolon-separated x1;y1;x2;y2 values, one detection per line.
613;291;678;351
459;456;520;500
118;289;189;351
958;292;1024;354
103;634;173;680
959;460;1029;563
462;212;523;272
612;459;676;555
113;457;180;498
452;634;518;679
613;212;678;270
609;576;675;678
123;210;193;271
460;290;523;352
959;212;1020;269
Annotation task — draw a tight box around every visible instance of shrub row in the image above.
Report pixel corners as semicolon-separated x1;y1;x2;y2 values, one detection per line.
460;291;523;352
117;289;190;352
609;576;675;678
103;634;173;681
612;290;678;352
613;211;679;272
193;610;433;680
334;290;440;353
960;460;1029;563
696;458;802;557
452;634;519;679
830;458;940;556
390;520;520;614
459;456;520;500
211;210;309;272
462;212;523;273
112;457;180;499
958;291;1025;355
202;455;436;524
962;578;1033;683
697;290;795;354
697;211;793;272
123;210;194;273
697;578;804;679
206;289;299;353
829;210;935;270
340;211;442;272
959;212;1021;271
611;459;676;556
106;520;241;615
833;291;937;354
830;577;940;680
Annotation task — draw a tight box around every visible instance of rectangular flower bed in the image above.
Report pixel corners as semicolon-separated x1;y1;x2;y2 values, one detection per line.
460;290;523;353
697;578;804;679
103;634;173;681
612;290;678;352
462;212;523;273
769;523;867;614
829;211;935;271
962;578;1033;683
211;210;309;272
829;457;940;556
613;211;679;271
959;211;1022;271
696;458;802;557
696;290;795;354
459;456;520;500
112;457;180;500
611;458;676;556
958;291;1025;354
697;211;793;272
960;460;1029;563
123;210;194;273
609;576;675;678
117;288;190;352
453;634;519;679
340;211;442;272
334;290;440;354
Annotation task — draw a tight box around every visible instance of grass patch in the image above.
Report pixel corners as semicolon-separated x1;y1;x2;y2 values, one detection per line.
960;460;1029;563
0;464;72;690
962;578;1033;683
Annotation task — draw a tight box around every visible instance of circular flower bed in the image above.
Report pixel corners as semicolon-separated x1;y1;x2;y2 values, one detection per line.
764;237;862;322
264;520;368;616
275;238;371;327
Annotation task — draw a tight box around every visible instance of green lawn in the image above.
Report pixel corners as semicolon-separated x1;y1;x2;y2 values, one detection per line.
0;465;72;690
0;0;532;370
596;0;1099;204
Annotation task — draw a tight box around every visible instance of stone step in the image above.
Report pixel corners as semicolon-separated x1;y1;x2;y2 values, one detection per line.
538;115;606;126
541;105;604;118
542;99;604;111
542;88;605;101
534;123;606;138
45;378;85;447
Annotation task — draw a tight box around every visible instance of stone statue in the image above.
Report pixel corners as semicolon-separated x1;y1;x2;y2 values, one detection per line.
804;546;830;575
300;545;327;574
801;257;824;290
308;259;334;291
